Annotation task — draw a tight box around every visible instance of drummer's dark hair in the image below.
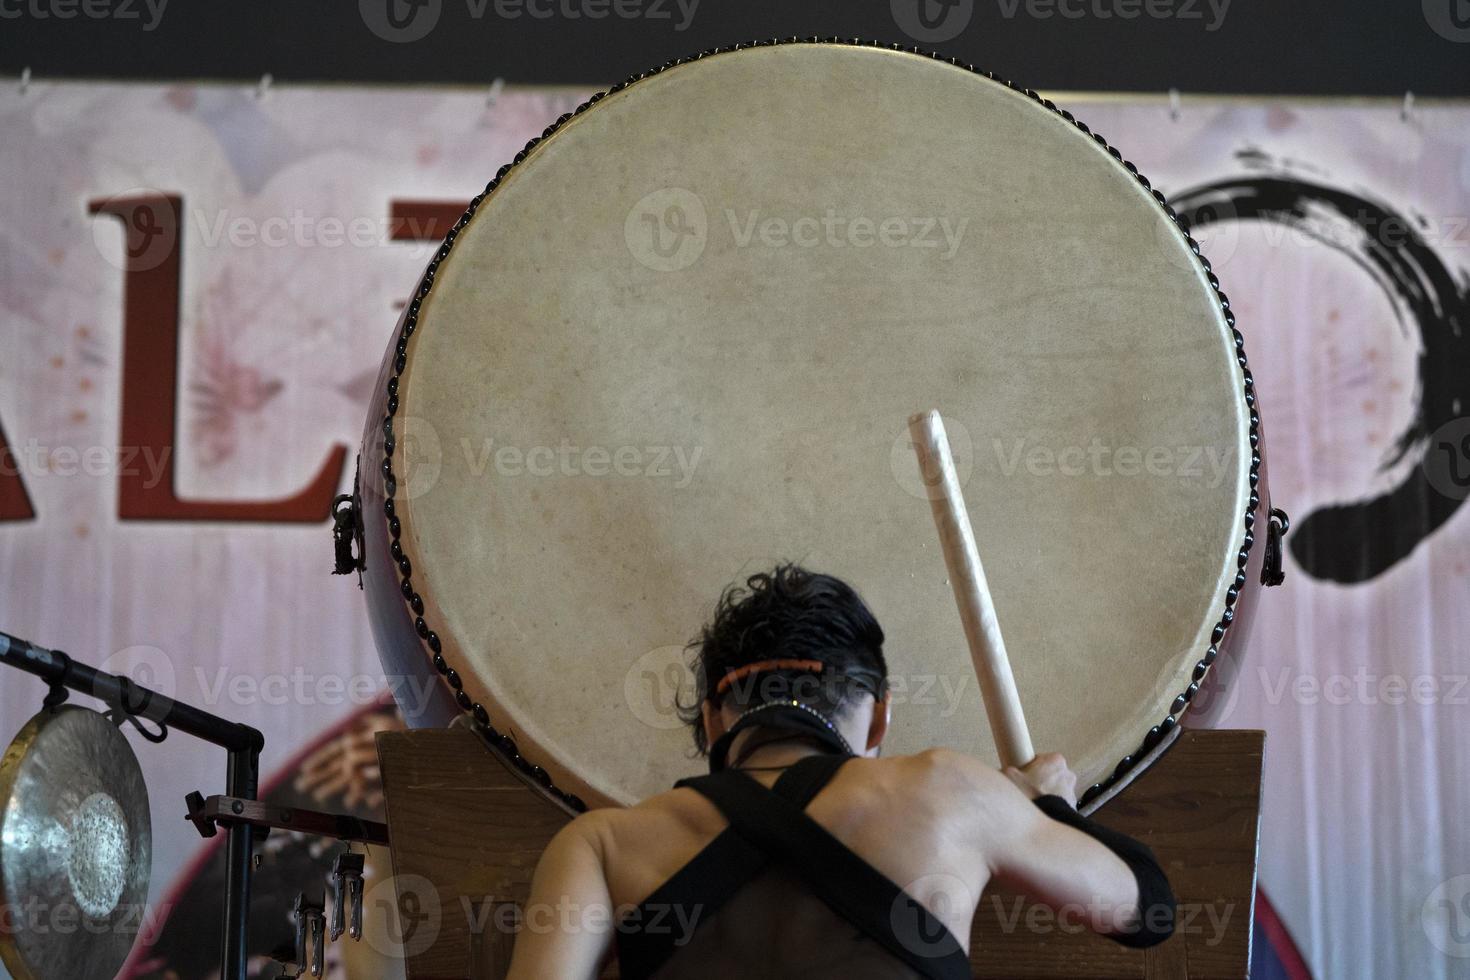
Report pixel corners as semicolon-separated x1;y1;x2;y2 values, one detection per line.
681;564;889;756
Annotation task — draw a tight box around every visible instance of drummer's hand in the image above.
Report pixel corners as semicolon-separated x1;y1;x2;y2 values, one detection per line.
1003;752;1077;803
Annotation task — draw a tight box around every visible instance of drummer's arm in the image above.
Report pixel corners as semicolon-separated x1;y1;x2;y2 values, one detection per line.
507;815;616;980
953;751;1176;946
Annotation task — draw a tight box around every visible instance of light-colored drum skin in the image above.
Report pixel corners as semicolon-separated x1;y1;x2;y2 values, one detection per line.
357;39;1274;814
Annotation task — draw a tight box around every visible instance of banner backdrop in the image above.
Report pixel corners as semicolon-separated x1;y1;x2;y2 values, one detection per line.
1;80;1467;980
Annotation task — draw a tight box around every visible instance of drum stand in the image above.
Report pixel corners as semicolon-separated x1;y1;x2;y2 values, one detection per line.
378;723;1265;979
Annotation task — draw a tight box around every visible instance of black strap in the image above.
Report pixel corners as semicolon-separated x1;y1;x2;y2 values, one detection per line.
678;761;971;979
617;757;845;979
614;825;767;979
1033;795;1176;948
767;752;850;806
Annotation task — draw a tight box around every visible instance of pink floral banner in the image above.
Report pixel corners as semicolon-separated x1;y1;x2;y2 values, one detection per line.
1;81;1467;979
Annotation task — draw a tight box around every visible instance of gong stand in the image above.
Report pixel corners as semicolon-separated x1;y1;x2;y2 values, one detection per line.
180;790;391;980
185;792;390;847
0;630;264;980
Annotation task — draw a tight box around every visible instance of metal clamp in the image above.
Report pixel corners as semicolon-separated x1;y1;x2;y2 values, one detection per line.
184;792;389;846
330;851;366;942
331;457;366;582
1262;506;1290;586
292;893;326;978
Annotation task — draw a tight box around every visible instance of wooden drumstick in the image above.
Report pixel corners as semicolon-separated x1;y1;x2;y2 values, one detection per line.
908;410;1036;770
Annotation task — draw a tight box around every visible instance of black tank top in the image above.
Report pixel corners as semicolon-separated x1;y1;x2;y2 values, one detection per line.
616;754;973;979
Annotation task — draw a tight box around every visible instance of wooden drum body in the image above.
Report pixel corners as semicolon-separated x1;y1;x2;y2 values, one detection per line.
357;40;1280;815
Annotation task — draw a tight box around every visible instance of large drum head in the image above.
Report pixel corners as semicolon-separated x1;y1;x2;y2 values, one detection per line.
374;42;1252;808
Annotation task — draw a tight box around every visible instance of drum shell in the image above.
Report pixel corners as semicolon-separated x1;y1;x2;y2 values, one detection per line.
359;302;459;731
1192;393;1276;728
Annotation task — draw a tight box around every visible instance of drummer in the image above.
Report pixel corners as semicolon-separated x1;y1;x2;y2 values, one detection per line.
508;565;1175;979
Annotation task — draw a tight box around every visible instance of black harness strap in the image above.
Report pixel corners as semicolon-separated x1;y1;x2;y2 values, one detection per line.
675;757;972;980
616;758;842;978
765;752;850;806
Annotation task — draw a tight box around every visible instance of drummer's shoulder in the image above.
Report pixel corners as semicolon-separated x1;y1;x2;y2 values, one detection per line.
566;785;721;843
546;801;650;866
879;747;1015;800
544;807;613;852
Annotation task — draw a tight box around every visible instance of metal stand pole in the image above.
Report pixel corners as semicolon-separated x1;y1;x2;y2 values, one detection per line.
222;746;260;980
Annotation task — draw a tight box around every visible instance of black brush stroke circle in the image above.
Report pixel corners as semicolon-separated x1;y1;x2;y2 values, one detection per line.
1171;175;1470;585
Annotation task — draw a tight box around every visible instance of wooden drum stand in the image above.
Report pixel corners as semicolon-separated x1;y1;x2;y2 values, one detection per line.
376;723;1264;980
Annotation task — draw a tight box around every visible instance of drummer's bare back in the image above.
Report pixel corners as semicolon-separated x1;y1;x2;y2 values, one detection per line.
508;748;1142;977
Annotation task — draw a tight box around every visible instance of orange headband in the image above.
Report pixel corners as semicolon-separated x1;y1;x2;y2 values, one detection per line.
714;658;825;697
